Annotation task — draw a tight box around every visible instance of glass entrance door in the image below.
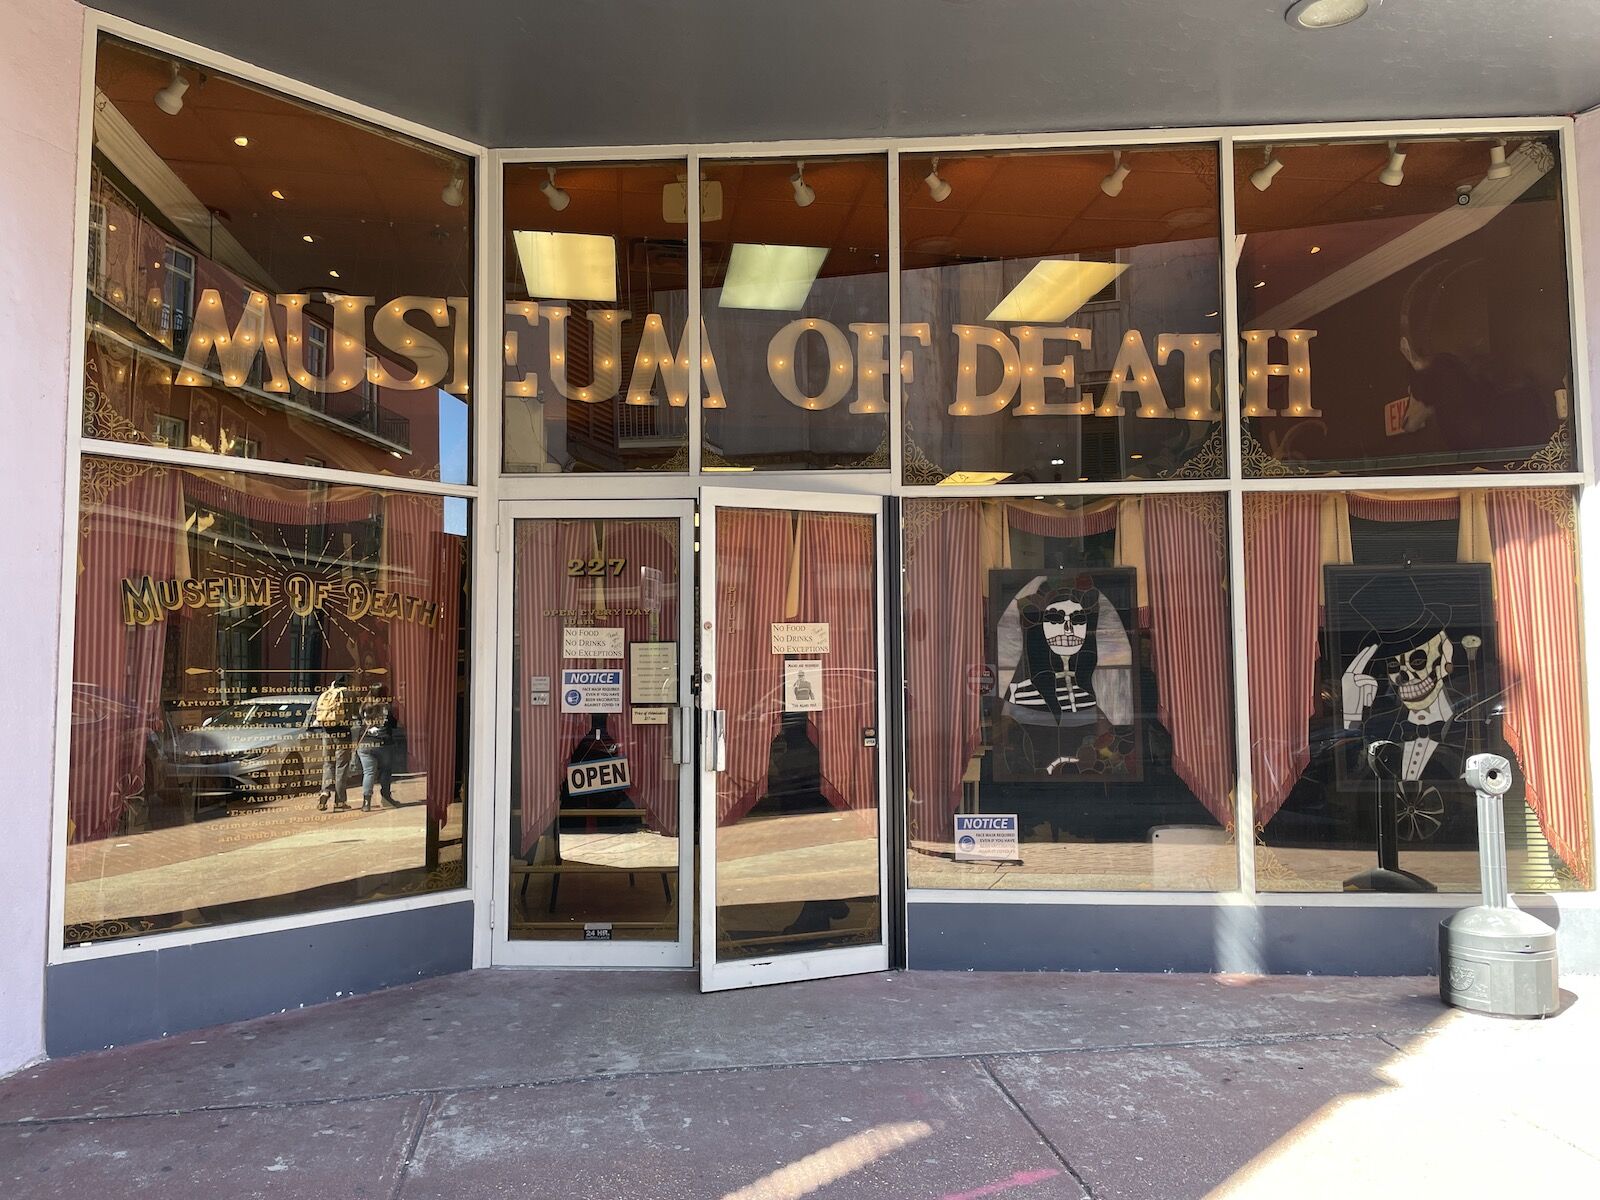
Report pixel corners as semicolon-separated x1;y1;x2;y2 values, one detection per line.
697;488;890;991
492;501;694;966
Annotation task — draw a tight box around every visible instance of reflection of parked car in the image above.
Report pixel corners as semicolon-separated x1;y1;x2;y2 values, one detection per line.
164;695;365;806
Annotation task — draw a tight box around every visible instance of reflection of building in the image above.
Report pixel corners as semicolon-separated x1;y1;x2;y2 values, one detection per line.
85;118;449;477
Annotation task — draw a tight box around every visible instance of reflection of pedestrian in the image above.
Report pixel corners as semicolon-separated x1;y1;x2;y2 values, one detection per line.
357;687;400;811
313;674;353;811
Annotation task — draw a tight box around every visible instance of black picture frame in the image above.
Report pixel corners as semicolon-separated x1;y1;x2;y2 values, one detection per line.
988;566;1143;784
1323;563;1500;793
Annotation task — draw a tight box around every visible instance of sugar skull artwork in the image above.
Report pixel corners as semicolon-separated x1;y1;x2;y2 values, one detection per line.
989;568;1142;784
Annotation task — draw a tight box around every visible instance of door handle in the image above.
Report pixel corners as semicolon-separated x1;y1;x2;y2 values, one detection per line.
670;707;692;765
706;708;727;772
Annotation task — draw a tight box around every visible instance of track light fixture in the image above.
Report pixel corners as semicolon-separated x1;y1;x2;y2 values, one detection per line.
1486;139;1512;182
154;63;189;115
1100;151;1131;198
1285;0;1369;29
1379;141;1406;187
442;167;466;208
924;159;952;203
541;167;570;212
790;161;815;208
1250;149;1285;191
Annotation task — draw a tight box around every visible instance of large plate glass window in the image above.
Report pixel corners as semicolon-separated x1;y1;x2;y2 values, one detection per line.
1243;487;1592;892
903;495;1237;890
900;146;1224;486
1234;134;1574;476
699;156;891;471
84;36;474;483
65;458;470;946
502;161;692;473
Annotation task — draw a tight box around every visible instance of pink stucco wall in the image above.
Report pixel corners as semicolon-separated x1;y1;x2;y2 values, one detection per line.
0;0;82;1076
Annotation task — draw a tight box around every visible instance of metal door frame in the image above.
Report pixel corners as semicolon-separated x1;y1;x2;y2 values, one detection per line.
490;498;696;967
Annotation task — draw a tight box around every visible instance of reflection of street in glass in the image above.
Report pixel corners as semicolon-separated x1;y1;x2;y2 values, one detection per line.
65;776;457;925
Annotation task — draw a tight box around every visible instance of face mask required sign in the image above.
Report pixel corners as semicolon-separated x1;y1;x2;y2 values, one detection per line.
561;669;623;713
953;814;1019;862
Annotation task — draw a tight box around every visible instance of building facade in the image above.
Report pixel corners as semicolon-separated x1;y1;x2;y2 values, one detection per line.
6;2;1600;1067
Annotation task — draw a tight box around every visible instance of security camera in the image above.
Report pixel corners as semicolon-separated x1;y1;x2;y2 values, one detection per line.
1463;753;1513;796
1456;184;1473;206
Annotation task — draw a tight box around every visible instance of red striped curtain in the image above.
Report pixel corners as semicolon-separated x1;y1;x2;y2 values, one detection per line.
1144;495;1234;828
382;493;464;827
69;464;184;843
1488;490;1593;884
1244;495;1324;826
183;472;378;526
714;509;794;827
798;512;879;814
903;501;985;845
600;519;682;836
513;520;593;855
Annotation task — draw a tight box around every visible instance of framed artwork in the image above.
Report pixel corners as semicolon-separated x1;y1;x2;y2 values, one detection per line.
988;567;1142;784
1324;564;1500;795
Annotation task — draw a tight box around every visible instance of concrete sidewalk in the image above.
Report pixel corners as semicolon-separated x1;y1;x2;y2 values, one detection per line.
1;969;1596;1199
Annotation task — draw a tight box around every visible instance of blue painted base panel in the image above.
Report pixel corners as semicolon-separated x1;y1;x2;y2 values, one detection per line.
907;898;1600;976
47;900;473;1056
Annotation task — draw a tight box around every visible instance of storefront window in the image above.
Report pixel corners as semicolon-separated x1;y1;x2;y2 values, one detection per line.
700;156;890;470
502;161;692;473
1244;488;1592;892
1235;135;1573;477
904;494;1237;890
84;37;474;483
64;458;469;945
900;147;1224;486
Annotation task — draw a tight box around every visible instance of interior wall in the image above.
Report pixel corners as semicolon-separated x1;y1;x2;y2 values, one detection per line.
0;0;83;1077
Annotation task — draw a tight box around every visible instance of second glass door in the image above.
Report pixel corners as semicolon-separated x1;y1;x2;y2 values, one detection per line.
698;488;890;991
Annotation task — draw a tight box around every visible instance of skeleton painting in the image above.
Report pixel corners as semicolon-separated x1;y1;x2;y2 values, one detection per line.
990;569;1142;784
1325;565;1501;885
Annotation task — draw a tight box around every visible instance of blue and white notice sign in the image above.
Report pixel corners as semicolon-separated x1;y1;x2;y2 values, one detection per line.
561;668;623;714
953;814;1019;862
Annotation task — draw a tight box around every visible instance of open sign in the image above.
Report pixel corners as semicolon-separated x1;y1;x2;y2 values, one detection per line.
566;756;631;796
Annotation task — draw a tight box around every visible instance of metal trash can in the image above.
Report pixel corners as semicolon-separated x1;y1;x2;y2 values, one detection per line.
1439;754;1559;1017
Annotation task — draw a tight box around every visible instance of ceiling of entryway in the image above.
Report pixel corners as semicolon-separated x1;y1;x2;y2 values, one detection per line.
83;1;1600;148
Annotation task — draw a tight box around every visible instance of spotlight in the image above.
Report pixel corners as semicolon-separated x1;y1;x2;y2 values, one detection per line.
442;168;466;208
1285;0;1369;29
541;167;570;212
1100;151;1131;198
154;63;189;115
1379;142;1406;187
1250;150;1285;191
924;159;952;203
1486;140;1512;181
790;161;815;208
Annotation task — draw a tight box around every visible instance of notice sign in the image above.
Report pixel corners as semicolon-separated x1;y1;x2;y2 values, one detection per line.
771;622;830;655
630;642;677;705
561;669;623;713
563;626;625;659
954;814;1019;862
567;756;631;796
784;660;823;712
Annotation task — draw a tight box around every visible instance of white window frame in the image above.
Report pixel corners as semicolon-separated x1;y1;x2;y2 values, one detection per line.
52;12;492;965
54;9;1600;977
